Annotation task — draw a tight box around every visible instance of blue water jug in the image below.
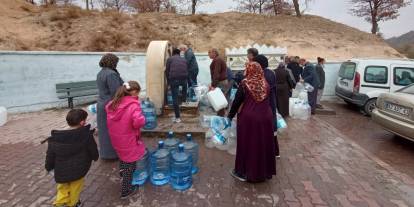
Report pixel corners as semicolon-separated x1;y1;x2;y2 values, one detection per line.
188;87;197;102
143;107;157;130
167;90;173;106
164;131;180;152
132;148;149;186
170;144;193;191
182;134;199;174
150;141;170;186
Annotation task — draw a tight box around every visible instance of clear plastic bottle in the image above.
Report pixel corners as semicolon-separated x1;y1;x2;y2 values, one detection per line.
164;131;180;152
182;134;199;174
170;144;193;191
132;148;149;186
150;141;170;186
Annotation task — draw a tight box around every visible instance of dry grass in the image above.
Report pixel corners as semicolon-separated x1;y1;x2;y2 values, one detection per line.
20;5;32;12
49;6;85;22
87;30;131;51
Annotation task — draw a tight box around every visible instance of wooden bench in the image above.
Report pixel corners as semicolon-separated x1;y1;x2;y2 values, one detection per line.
56;81;98;108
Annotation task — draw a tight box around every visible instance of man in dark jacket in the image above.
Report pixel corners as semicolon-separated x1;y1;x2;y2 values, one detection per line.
45;109;99;207
316;57;326;109
302;61;320;114
179;44;199;87
166;48;188;123
208;48;228;117
287;56;303;83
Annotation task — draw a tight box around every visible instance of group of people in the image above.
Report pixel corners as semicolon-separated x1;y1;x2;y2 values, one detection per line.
43;47;327;206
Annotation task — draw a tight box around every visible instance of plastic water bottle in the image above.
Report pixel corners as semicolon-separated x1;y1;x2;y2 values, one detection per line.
164;131;180;152
132;149;149;186
170;144;192;191
142;98;157;130
150;141;170;186
182;134;199;174
143;107;157;130
167;90;173;106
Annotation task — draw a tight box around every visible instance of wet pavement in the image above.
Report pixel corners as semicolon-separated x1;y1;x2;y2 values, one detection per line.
0;105;414;207
324;101;414;177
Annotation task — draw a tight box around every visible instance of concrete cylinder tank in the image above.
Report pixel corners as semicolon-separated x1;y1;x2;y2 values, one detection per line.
145;41;172;114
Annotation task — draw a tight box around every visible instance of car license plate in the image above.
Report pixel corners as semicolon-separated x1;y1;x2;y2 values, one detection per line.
384;102;411;116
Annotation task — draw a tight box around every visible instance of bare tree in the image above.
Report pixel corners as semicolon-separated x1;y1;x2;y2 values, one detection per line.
98;0;131;11
175;0;211;14
236;0;291;15
350;0;411;34
292;0;300;16
128;0;175;13
236;0;271;14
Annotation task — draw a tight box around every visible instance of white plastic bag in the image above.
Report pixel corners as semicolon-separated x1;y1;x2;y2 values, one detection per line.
204;116;237;153
292;101;311;120
298;91;308;102
207;88;228;112
304;83;315;92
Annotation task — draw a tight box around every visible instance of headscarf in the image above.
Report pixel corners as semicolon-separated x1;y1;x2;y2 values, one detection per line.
242;62;269;102
253;55;269;70
99;53;119;70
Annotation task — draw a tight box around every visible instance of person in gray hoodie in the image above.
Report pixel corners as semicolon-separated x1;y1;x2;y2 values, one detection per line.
316;57;326;109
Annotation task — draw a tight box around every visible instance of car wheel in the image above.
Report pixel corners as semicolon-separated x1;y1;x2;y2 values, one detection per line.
363;98;377;116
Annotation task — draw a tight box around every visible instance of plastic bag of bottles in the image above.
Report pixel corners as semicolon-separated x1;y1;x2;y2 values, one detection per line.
292;101;311;120
276;113;287;133
194;85;209;101
204;116;236;153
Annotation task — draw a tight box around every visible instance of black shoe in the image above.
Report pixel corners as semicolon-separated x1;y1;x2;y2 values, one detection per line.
230;169;247;182
74;200;82;207
121;186;139;200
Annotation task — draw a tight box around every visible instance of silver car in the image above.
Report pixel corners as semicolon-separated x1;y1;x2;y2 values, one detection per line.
372;84;414;141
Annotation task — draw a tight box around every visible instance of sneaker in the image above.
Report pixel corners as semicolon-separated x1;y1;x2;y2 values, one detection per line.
276;155;281;159
173;118;182;123
316;104;324;109
121;186;139;200
75;200;82;207
230;169;247;182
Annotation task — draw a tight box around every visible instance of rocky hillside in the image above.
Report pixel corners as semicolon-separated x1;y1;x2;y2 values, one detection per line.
387;31;414;58
0;0;403;60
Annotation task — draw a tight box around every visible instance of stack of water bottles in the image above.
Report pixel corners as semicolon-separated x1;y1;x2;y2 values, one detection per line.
131;131;199;191
141;98;157;130
201;115;237;155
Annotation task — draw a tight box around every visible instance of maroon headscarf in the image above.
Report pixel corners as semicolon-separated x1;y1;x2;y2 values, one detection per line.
242;62;269;102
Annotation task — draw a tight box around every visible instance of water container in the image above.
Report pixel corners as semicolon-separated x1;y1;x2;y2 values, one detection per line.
167;90;173;106
0;107;6;127
87;103;97;114
150;141;170;186
142;98;157;130
132;148;149;186
207;88;228;112
188;87;198;102
164;131;180;152
143;107;157;130
182;134;199;174
170;144;192;191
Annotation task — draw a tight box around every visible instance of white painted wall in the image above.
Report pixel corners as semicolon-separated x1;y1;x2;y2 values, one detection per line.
0;51;340;113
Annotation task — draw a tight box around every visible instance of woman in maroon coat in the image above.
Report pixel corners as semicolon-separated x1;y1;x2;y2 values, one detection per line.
228;62;276;183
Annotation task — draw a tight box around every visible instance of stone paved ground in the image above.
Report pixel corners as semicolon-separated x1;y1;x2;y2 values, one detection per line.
0;109;414;207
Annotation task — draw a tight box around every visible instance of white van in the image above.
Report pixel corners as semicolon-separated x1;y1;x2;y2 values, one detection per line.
335;58;414;115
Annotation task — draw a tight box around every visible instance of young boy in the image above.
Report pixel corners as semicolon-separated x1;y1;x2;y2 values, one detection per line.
45;109;99;207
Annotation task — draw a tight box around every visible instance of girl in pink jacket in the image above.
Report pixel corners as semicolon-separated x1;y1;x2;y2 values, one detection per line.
105;81;146;199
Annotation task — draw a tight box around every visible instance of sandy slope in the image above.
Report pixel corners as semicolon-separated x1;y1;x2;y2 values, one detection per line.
0;0;403;60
